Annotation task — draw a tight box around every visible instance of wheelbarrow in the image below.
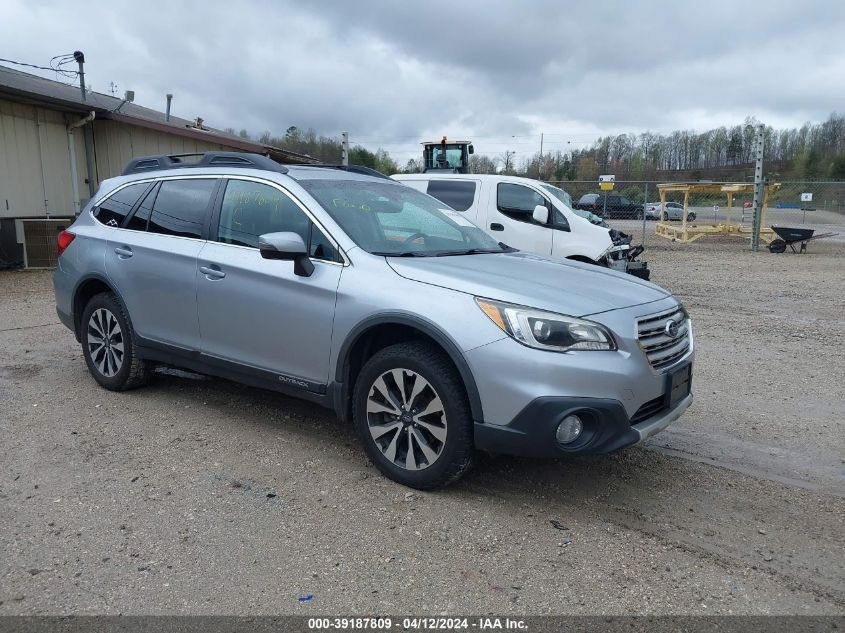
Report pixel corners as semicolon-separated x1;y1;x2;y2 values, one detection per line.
768;226;839;253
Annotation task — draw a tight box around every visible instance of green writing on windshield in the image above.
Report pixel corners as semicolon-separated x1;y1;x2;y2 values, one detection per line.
332;198;371;211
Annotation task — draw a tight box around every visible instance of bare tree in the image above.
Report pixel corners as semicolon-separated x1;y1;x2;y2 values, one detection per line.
498;150;516;174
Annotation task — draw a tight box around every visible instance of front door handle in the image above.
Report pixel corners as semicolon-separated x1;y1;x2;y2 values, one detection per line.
490;223;504;231
199;265;226;280
114;246;133;258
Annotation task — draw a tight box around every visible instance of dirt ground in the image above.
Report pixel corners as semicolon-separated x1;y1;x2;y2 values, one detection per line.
0;238;843;615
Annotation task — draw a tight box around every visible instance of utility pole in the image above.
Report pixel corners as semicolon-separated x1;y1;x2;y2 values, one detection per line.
750;124;765;252
538;133;544;181
341;131;349;166
73;51;86;101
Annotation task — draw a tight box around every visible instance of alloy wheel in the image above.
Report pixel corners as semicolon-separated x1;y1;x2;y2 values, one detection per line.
365;368;447;471
87;308;124;377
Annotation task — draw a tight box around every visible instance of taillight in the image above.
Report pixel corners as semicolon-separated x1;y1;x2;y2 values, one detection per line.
57;230;75;256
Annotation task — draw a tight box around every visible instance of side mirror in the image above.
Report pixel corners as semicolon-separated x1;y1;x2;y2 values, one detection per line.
532;204;549;225
468;144;474;155
258;232;314;277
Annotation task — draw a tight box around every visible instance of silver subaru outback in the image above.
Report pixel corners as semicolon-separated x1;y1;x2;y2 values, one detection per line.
53;152;693;489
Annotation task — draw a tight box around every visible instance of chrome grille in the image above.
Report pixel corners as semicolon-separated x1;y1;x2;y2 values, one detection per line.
637;306;691;371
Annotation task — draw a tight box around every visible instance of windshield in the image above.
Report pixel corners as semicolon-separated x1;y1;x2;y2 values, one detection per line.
431;146;465;170
541;183;574;208
300;179;507;256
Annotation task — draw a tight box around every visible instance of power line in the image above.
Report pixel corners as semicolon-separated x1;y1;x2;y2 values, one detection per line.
0;55;79;76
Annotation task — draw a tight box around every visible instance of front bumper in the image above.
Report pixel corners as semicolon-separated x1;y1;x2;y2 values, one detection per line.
474;392;692;458
465;295;693;457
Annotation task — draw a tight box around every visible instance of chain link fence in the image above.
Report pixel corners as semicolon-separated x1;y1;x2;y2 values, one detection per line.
546;180;845;246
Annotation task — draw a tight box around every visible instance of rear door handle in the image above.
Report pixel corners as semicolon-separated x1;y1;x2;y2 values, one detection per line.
490;223;504;231
114;246;133;258
199;265;226;280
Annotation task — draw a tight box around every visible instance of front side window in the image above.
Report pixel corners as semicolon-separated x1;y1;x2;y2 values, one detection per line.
94;183;148;227
147;179;217;239
426;180;477;212
496;183;548;224
217;179;339;262
299;179;504;256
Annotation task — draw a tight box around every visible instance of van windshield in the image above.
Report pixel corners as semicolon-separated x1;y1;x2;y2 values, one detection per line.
541;183;574;209
300;179;508;257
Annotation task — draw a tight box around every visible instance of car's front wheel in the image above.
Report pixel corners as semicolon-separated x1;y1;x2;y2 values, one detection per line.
352;342;475;489
687;212;696;221
80;292;150;391
635;210;644;220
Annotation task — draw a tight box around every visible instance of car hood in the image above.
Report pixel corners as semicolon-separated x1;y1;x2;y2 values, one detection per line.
386;252;670;317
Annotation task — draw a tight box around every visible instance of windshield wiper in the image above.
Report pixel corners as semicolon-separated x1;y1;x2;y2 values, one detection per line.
433;247;514;257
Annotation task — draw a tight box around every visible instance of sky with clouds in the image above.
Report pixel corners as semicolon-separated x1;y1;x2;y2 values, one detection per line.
1;0;843;162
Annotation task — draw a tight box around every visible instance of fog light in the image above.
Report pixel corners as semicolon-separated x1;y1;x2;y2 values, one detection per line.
556;414;583;444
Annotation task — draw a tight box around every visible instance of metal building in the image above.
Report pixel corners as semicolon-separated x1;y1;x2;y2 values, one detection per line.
0;64;317;268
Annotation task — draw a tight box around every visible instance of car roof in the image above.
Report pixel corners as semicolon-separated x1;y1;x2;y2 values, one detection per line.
392;173;553;187
114;163;397;187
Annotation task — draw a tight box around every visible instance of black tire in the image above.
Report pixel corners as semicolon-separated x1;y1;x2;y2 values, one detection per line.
635;210;644;220
661;212;669;221
768;239;787;253
687;212;696;222
80;292;150;391
352;342;475;489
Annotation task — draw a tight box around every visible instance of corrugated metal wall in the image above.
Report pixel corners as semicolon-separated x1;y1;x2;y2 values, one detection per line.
0;97;251;267
1;99;242;222
92;120;232;183
0;99;84;220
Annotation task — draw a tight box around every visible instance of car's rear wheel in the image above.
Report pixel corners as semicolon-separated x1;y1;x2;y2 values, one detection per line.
687;212;696;221
661;211;669;221
635;210;644;220
352;342;475;489
81;292;149;391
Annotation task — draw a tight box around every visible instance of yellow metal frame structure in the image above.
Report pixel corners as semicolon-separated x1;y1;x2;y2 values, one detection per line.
654;182;781;244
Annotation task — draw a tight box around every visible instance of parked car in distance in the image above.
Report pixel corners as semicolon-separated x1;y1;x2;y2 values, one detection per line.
576;194;645;219
541;183;607;227
54;152;693;489
574;193;600;211
646;202;696;222
644;202;662;220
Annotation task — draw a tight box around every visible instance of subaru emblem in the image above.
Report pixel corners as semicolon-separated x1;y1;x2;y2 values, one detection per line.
664;319;680;338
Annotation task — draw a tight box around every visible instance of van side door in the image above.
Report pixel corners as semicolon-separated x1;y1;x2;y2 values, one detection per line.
489;182;553;255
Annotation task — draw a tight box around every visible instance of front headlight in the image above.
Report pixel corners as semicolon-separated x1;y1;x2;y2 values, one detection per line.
475;298;617;352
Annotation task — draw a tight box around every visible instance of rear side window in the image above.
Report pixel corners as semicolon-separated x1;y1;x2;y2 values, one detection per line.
94;183;148;227
147;179;217;239
496;183;547;223
125;185;158;231
425;180;476;212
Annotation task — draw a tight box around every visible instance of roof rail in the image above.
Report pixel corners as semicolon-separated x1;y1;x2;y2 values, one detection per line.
289;164;392;180
121;151;289;176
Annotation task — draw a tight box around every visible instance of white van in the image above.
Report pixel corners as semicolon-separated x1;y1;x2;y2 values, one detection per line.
392;173;646;275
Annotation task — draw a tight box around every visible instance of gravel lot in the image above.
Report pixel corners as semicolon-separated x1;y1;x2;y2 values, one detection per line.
1;238;843;615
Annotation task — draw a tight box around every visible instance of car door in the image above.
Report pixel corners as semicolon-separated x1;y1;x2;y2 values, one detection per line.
668;202;682;220
106;177;219;351
196;177;343;390
489;182;553;254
